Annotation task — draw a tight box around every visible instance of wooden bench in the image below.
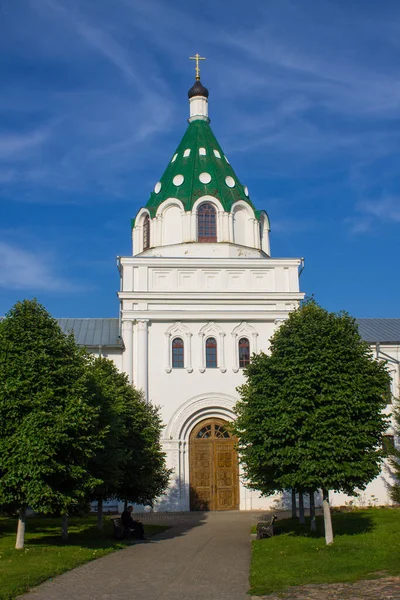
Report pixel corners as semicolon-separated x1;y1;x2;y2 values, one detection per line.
110;515;126;540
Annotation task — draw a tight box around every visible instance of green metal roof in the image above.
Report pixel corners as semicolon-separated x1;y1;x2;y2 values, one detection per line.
145;119;256;217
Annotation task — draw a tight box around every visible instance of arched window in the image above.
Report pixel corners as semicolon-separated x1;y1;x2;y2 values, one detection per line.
197;202;217;242
206;337;217;368
238;338;250;368
143;214;150;250
172;337;184;368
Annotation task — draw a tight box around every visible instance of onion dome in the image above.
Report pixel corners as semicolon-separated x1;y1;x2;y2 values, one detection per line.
188;80;209;99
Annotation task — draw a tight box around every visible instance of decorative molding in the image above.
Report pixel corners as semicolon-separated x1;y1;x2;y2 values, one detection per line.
155;197;185;218
231;322;258;372
166;392;237;440
198;322;226;373
165;322;193;373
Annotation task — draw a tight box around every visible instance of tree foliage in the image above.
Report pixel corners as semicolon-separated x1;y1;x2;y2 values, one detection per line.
117;391;171;508
0;300;103;546
233;299;391;499
83;356;170;515
389;400;400;504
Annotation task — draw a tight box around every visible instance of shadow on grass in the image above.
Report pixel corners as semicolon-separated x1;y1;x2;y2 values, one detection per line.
259;511;374;539
1;512;208;550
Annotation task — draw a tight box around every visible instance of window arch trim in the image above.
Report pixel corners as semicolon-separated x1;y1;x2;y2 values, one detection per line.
198;322;226;373
231;322;258;372
165;322;192;373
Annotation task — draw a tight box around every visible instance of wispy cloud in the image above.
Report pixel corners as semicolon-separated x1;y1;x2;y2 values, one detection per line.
0;242;84;292
358;197;400;223
347;196;400;234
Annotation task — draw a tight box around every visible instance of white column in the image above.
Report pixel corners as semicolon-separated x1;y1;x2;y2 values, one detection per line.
232;333;239;373
199;333;205;373
217;211;224;242
137;319;149;401
219;332;226;373
122;320;133;384
165;331;172;373
185;332;193;373
228;212;234;243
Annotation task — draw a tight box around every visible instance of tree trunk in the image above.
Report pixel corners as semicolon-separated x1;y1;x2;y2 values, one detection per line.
322;489;334;545
298;491;305;524
15;507;26;550
124;498;128;511
291;489;297;519
97;498;103;531
309;489;316;532
61;514;68;540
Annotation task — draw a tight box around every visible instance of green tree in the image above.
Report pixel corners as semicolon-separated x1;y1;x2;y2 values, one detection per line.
83;356;132;530
233;299;391;544
0;300;102;548
117;391;171;509
389;399;400;504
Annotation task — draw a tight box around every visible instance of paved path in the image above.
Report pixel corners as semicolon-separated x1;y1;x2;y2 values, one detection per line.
256;576;400;599
18;511;263;600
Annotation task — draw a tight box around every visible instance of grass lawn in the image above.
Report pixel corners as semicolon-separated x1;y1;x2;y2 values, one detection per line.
250;507;400;596
0;515;168;600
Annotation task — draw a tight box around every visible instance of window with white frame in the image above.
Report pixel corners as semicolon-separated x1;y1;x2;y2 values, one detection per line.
231;322;258;372
206;337;218;368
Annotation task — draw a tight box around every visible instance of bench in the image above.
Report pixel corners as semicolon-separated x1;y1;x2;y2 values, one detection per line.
110;516;126;540
256;515;277;539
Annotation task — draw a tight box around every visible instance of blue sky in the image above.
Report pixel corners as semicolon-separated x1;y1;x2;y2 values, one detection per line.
1;0;399;318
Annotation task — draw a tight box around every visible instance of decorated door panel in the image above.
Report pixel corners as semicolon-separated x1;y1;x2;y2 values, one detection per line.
189;418;239;511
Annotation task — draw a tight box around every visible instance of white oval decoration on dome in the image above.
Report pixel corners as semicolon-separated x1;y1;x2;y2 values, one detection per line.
225;176;235;188
183;149;191;157
154;182;162;194
171;153;178;163
199;147;206;156
199;172;211;184
213;149;221;158
224;155;230;164
173;174;184;186
244;185;249;197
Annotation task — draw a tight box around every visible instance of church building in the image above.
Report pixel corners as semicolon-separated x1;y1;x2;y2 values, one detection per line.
60;60;399;511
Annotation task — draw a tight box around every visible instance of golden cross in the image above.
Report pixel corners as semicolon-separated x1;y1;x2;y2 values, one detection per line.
190;53;206;81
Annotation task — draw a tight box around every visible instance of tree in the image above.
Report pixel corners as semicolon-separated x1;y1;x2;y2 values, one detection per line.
83;356;133;530
233;299;391;544
389;399;400;504
0;300;102;548
117;389;171;509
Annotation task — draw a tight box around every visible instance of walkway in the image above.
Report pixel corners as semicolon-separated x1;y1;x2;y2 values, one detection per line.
18;511;262;600
257;576;400;599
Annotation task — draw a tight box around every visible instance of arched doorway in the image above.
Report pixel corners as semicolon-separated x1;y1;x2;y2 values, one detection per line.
189;417;239;511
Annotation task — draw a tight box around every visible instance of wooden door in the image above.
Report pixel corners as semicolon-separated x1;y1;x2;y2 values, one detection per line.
189;418;239;511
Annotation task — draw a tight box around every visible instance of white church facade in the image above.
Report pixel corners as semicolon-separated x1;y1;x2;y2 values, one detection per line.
60;70;399;512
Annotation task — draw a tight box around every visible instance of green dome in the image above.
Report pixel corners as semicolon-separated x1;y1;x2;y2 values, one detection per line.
145;120;255;217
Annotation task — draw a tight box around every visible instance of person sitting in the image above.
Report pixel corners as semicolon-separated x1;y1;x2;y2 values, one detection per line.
121;505;146;540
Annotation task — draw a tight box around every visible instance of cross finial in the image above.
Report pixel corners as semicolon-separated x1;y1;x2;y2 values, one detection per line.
190;53;206;81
